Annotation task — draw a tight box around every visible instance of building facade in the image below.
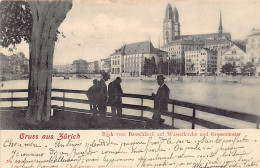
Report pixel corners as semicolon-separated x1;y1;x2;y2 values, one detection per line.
100;58;111;73
110;41;167;77
161;40;205;74
72;59;88;74
246;30;260;76
220;43;248;74
185;48;217;75
0;52;29;75
54;64;76;74
87;61;99;73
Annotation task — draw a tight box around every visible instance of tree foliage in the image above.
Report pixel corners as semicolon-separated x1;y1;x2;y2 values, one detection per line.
221;62;237;75
0;1;32;48
240;62;256;76
143;57;156;76
0;0;62;50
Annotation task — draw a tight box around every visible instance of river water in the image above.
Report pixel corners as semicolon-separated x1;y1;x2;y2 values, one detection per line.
1;77;260;128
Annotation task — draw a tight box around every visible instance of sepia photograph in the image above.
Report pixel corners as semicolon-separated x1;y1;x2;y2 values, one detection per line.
1;0;260;130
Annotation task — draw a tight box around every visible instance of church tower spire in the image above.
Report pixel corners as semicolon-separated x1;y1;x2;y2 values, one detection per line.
173;6;180;39
219;11;223;34
163;4;174;45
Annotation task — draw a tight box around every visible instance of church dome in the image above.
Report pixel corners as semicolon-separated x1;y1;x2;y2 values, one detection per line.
172;6;179;22
165;3;173;20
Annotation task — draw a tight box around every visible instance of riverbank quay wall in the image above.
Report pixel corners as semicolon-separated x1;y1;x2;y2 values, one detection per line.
165;76;260;85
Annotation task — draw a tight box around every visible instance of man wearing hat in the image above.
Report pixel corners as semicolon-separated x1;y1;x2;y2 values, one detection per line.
152;74;170;128
98;72;110;117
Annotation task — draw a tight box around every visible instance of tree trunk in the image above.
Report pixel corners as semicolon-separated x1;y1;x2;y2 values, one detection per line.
26;0;72;123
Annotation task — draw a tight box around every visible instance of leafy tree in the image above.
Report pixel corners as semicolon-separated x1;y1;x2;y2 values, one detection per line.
221;62;237;76
0;0;72;123
240;62;256;76
143;57;156;76
150;57;157;74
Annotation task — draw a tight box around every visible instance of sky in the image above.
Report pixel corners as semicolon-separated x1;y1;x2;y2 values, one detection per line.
1;0;260;65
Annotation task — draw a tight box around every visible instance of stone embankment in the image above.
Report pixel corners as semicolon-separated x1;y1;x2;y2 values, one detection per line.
165;75;260;85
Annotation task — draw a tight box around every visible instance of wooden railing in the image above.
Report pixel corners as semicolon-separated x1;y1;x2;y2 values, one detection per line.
1;89;260;129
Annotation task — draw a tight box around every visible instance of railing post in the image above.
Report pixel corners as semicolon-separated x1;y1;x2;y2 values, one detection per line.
11;91;13;107
192;108;196;129
63;91;65;112
141;98;143;117
172;104;175;128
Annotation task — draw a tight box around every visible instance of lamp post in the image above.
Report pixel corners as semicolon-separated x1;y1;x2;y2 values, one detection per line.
167;55;170;76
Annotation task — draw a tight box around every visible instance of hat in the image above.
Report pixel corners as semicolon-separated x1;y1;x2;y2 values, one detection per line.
102;72;110;79
157;74;165;80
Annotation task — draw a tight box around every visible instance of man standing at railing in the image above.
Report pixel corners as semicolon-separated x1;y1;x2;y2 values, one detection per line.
152;75;170;128
86;79;99;115
98;73;110;118
108;77;123;121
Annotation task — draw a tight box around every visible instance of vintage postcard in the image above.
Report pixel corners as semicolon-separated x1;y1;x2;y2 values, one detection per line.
0;0;260;167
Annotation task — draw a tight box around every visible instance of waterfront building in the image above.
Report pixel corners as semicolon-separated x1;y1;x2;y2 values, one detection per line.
216;46;230;75
72;59;88;74
110;41;167;77
185;48;217;75
204;39;233;51
53;64;76;74
162;40;205;74
54;60;100;74
87;61;99;73
0;52;29;74
100;57;111;73
246;29;260;76
0;53;11;74
162;5;232;75
219;43;248;74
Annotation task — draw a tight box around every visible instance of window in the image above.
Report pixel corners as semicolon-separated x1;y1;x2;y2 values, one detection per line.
232;51;237;54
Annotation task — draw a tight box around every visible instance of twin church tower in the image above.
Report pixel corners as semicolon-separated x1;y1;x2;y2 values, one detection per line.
163;3;224;45
163;4;180;44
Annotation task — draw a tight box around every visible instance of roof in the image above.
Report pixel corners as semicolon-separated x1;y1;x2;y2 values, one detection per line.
248;32;260;37
221;43;246;55
204;39;231;45
234;43;246;53
165;3;173;20
111;41;164;56
201;48;217;55
181;32;231;40
110;45;125;56
162;39;205;47
185;48;217;55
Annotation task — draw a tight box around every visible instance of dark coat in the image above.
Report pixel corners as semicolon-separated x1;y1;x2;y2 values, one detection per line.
86;84;99;104
108;81;123;106
154;84;170;112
